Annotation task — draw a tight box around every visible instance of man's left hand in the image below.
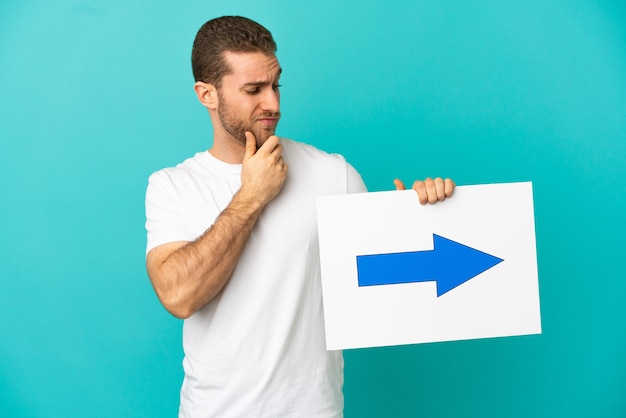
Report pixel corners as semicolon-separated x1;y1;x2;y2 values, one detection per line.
393;177;455;205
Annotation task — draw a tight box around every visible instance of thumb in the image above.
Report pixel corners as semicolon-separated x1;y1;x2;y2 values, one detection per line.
393;179;406;190
243;131;257;161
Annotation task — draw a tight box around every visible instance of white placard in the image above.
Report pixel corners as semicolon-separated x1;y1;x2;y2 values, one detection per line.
316;182;541;350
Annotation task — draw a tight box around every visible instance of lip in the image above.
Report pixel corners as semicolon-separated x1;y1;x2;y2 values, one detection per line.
256;117;279;127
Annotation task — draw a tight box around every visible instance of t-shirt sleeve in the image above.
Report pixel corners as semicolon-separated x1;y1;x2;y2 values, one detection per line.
145;170;194;255
346;162;368;194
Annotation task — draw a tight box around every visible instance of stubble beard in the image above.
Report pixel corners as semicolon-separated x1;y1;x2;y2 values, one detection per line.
217;91;280;148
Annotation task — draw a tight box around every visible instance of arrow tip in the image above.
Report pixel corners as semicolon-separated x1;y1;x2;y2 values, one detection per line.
433;234;504;296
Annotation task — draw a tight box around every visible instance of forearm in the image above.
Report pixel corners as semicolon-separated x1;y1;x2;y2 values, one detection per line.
149;189;265;318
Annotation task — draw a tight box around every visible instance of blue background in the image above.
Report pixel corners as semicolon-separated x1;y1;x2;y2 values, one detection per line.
1;1;625;417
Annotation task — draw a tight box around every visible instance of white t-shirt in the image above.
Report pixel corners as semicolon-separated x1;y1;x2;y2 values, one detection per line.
145;139;367;418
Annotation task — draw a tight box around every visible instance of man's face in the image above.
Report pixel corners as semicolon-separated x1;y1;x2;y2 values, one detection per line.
216;51;282;147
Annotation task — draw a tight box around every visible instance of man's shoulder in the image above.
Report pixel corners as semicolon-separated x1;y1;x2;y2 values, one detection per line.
280;138;366;193
281;138;347;165
147;152;210;187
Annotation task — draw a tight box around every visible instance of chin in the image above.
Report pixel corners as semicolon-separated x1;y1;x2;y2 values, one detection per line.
255;130;276;146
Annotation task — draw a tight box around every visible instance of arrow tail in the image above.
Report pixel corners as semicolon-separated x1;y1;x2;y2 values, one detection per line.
357;250;436;287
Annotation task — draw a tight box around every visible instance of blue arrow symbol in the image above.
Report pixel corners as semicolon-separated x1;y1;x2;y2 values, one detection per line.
356;234;504;296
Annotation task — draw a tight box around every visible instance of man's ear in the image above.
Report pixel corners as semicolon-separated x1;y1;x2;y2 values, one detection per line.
193;81;219;110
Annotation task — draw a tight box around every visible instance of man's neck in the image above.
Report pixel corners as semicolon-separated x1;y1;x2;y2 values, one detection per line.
208;136;246;164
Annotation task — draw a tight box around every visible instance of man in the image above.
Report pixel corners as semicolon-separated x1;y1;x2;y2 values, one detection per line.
145;16;454;417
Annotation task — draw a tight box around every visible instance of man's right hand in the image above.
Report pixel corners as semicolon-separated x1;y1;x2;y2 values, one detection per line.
240;131;288;205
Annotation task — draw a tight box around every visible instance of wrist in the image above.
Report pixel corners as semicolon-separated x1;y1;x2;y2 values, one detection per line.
232;186;268;213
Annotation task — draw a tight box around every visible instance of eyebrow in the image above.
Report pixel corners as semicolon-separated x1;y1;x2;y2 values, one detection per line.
241;68;283;88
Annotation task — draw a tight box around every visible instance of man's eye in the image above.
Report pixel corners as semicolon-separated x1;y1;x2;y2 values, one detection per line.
245;88;261;95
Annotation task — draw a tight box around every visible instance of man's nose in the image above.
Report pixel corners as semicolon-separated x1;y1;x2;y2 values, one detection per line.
260;88;280;113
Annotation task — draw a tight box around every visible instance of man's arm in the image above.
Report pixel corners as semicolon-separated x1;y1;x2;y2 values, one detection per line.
146;133;287;319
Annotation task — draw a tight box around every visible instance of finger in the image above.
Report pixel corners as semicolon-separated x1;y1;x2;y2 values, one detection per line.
444;178;455;197
257;135;280;154
271;144;284;161
393;179;406;190
412;180;428;205
244;131;257;161
423;177;438;204
276;154;288;174
434;177;446;202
